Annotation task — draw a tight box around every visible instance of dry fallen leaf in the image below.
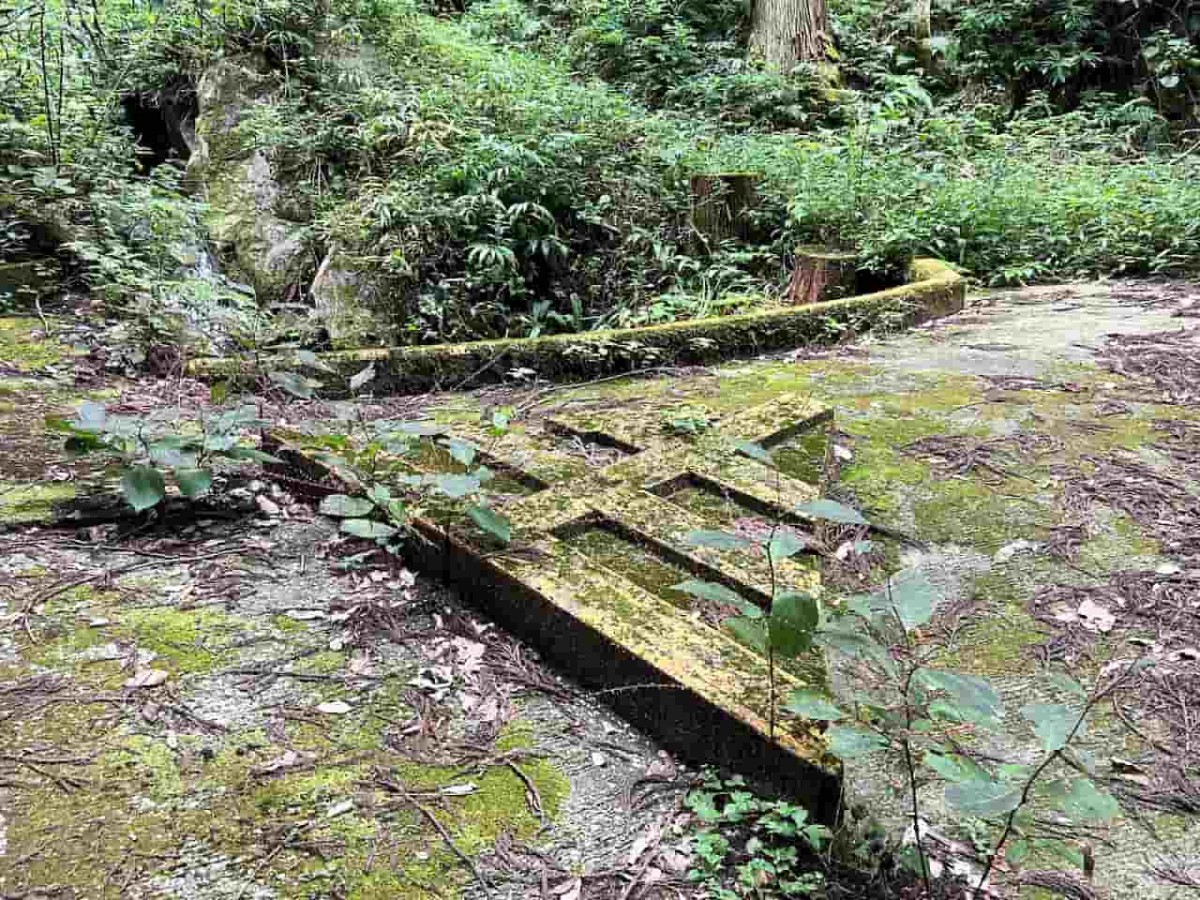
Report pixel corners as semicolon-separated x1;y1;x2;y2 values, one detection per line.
551;878;581;900
252;750;316;775
658;848;690;874
285;609;326;621
1077;598;1115;632
125;669;169;689
627;832;652;865
256;495;282;516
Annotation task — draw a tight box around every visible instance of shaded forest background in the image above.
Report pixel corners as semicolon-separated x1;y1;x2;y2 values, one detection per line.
1;0;1198;351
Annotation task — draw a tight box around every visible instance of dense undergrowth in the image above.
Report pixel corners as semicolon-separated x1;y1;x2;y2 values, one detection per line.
1;0;1198;350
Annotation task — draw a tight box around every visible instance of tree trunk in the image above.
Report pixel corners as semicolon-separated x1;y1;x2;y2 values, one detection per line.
785;246;856;305
749;0;828;74
912;0;933;72
690;173;758;252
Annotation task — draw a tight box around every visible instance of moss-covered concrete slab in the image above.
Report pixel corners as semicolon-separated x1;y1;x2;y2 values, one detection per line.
284;277;1197;897
454;279;1196;900
299;391;844;815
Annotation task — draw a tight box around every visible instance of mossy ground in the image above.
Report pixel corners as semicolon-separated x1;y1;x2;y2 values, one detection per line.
0;479;77;524
430;280;1197;898
4;280;1199;900
0;521;591;900
0;317;71;372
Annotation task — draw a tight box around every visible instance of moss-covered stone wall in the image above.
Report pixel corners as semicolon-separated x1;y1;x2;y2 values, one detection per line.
190;258;965;394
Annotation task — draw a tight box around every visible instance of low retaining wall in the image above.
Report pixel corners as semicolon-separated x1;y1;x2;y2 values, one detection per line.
190;258;965;394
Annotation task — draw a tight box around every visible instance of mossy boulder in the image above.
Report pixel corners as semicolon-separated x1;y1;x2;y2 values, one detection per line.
310;247;388;348
189;56;308;303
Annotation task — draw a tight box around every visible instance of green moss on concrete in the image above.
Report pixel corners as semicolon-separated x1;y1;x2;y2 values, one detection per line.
236;752;567;898
116;606;246;674
840;451;929;518
273;612;309;632
189;259;966;395
912;477;1048;551
563;525;696;610
391;757;569;853
6;691;117;749
0;479;76;524
935;571;1047;676
298;649;349;675
25;620;106;664
1153;813;1192;841
103;734;187;801
5;710;571;900
6;774;180;893
495;719;538;752
1076;509;1162;573
0;317;68;371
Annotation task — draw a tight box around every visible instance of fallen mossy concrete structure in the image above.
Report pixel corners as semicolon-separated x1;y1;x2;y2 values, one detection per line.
280;391;846;818
191;258;964;393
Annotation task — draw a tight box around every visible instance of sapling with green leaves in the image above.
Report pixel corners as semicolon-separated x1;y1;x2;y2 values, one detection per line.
673;439;821;739
311;408;514;549
48;401;281;511
791;499;1143;899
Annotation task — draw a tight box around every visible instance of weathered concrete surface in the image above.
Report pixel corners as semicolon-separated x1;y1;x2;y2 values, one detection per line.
0;519;695;899
500;279;1197;899
376;392;841;813
189;257;967;392
337;278;1197;898
5;279;1200;899
0;320;696;900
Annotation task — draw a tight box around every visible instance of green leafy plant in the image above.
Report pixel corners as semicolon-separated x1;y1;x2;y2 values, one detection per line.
786;500;1148;898
668;429;1146;897
48;401;279;511
674;441;820;739
662;410;713;436
685;771;831;899
304;406;515;550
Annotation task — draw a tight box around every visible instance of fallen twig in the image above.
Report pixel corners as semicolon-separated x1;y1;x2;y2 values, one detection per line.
376;771;494;893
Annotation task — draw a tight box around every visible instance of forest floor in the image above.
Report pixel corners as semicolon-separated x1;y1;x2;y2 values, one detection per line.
2;278;1200;899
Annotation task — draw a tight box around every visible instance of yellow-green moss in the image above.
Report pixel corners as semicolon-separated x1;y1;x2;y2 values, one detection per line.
237;752;568;898
0;317;69;371
188;260;965;394
116;606;247;674
934;571;1046;676
5;712;571;900
273;613;309;632
495;719;537;752
297;649;349;675
1153;813;1192;841
0;479;76;524
1076;510;1161;573
7;778;179;894
103;734;186;801
912;477;1048;551
840;450;928;517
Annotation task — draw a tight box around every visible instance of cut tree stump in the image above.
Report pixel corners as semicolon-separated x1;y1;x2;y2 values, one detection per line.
690;173;759;251
785;246;857;305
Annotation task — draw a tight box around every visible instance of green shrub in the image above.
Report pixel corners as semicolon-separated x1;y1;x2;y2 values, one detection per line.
700;104;1200;283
